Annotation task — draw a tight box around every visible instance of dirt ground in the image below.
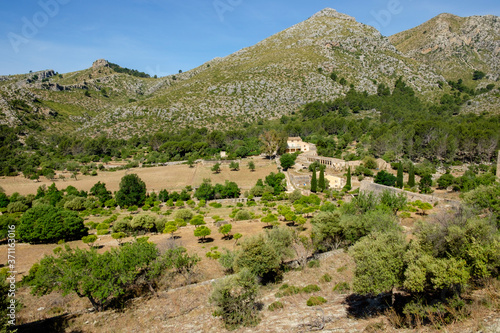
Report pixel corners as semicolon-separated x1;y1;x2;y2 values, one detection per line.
0;156;278;196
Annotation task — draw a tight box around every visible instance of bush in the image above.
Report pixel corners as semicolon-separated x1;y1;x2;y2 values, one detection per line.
96;223;110;230
437;173;455;189
174;209;194;222
374;170;397;187
82;235;97;247
112;219;131;233
302;284;321;293
218;249;237;274
64;197;87;211
6;201;28;213
363;156;378;169
209;202;222;208
210;269;260;330
306;296;327;306
332;282;350;294
234;234;283;283
130;215;156;231
206;250;221;259
235;210;252;221
307;260;320;268
268;301;284;311
190;215;206;226
111;232;127;244
127;205;139;212
96;229;109;235
320;273;332;283
275;284;301;297
18;205;88;244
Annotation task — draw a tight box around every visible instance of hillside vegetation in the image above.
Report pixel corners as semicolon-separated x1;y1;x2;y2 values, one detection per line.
1;8;499;140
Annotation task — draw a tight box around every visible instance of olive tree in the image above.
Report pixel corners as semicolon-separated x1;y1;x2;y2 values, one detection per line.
350;231;406;303
210;269;260;330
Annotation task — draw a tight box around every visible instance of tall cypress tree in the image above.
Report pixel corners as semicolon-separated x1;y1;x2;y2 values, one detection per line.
318;167;325;192
345;166;352;191
408;163;415;188
310;168;317;193
396;162;403;188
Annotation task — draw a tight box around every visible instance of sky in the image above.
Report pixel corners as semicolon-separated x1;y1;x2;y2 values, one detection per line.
1;0;499;77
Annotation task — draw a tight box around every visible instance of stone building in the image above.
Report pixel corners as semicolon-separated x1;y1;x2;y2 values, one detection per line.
286;137;311;153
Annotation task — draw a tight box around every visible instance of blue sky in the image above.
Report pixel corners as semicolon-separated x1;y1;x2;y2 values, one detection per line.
1;0;499;76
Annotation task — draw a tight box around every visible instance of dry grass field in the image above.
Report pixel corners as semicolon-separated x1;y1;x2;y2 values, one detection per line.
0;157;278;196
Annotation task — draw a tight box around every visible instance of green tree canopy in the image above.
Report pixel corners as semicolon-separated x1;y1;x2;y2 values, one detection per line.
279;153;297;171
350;231;406;296
18;205;88;244
90;181;112;203
115;174;147;207
374;170;397;187
26;240;159;311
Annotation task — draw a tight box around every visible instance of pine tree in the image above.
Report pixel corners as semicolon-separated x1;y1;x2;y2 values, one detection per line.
396;162;403;188
408;163;415;188
345;166;352;191
310;168;317;193
318;167;325;192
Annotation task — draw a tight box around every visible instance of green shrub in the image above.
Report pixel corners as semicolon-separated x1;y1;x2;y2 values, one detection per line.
209;202;222;208
6;201;28;213
400;212;411;218
210;269;260;330
235;210;252;221
81;235;97;247
320;273;332;283
174;208;194;222
307;260;320;268
97;229;109;235
96;223;110;230
332;282;350;294
306;296;327;306
268;301;284;311
206;251;221;259
127;205;139;212
275;284;301;297
112;219;131;233
302;284;321;293
18;204;88;244
218;249;236;274
86;221;98;230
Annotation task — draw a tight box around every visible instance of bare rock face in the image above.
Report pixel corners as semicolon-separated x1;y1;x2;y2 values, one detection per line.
92;59;109;69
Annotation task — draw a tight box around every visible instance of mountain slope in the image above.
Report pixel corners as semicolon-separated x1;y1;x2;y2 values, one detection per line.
0;8;469;137
389;13;500;82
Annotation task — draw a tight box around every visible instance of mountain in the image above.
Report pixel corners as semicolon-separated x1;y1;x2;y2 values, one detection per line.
2;8;499;137
389;13;500;115
389;13;500;82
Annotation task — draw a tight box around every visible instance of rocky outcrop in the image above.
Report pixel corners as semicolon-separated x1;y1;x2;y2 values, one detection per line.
92;59;109;69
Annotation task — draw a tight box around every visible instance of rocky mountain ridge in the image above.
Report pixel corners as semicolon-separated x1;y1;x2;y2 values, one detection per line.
0;8;499;137
389;13;500;81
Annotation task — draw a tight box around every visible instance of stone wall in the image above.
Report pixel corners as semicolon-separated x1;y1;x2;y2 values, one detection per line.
359;180;460;207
